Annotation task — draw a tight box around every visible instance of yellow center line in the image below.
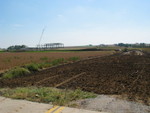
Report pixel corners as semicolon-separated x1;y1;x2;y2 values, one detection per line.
53;107;65;113
45;106;59;113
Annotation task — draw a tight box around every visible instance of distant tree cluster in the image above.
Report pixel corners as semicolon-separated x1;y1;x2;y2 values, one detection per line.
116;43;150;48
7;45;27;51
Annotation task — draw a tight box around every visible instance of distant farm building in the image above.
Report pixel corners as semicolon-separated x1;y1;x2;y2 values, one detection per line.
37;43;64;49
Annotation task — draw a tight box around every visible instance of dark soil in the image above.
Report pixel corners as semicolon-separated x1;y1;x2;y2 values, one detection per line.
0;52;150;105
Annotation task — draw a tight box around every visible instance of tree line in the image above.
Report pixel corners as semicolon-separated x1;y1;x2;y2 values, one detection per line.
7;45;27;51
116;43;150;48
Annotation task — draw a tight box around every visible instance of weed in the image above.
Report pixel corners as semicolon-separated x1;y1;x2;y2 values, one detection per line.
2;67;30;79
38;62;52;69
25;63;39;72
51;58;66;66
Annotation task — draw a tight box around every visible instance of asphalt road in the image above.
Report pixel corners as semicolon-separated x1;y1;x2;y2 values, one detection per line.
0;96;108;113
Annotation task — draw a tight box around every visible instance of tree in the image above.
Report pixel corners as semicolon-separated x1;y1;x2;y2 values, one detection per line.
7;45;27;51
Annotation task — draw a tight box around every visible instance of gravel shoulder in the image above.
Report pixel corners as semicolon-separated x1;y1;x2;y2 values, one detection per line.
72;95;150;113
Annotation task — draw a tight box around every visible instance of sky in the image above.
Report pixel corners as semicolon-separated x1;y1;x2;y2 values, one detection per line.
0;0;150;48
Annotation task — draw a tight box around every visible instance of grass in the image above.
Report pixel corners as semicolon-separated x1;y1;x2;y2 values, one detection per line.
26;50;78;53
38;57;77;69
13;56;20;59
0;87;97;106
127;47;150;53
1;57;80;79
40;57;49;61
68;57;80;62
38;62;52;69
25;63;39;72
3;57;12;63
0;51;4;53
141;48;150;53
2;67;30;79
51;58;66;65
2;56;21;63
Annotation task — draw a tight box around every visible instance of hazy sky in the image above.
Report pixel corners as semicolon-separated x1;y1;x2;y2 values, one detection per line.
0;0;150;48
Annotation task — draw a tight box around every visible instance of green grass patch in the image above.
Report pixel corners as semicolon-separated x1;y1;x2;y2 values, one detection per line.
51;58;66;66
25;63;39;72
68;57;80;62
1;57;81;79
2;67;30;79
0;87;97;106
38;62;52;69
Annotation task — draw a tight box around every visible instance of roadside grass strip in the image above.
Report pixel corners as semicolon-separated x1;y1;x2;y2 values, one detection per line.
0;87;97;106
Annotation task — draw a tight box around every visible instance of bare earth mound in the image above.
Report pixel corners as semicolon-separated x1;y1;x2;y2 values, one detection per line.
0;52;150;105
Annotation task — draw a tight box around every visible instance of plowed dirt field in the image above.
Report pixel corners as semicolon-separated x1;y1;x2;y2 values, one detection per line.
0;52;150;105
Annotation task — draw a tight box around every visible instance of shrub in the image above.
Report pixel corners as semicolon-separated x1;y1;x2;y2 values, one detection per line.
2;67;30;79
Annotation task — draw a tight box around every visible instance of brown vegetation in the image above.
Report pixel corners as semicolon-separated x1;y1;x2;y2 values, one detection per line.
0;51;112;72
